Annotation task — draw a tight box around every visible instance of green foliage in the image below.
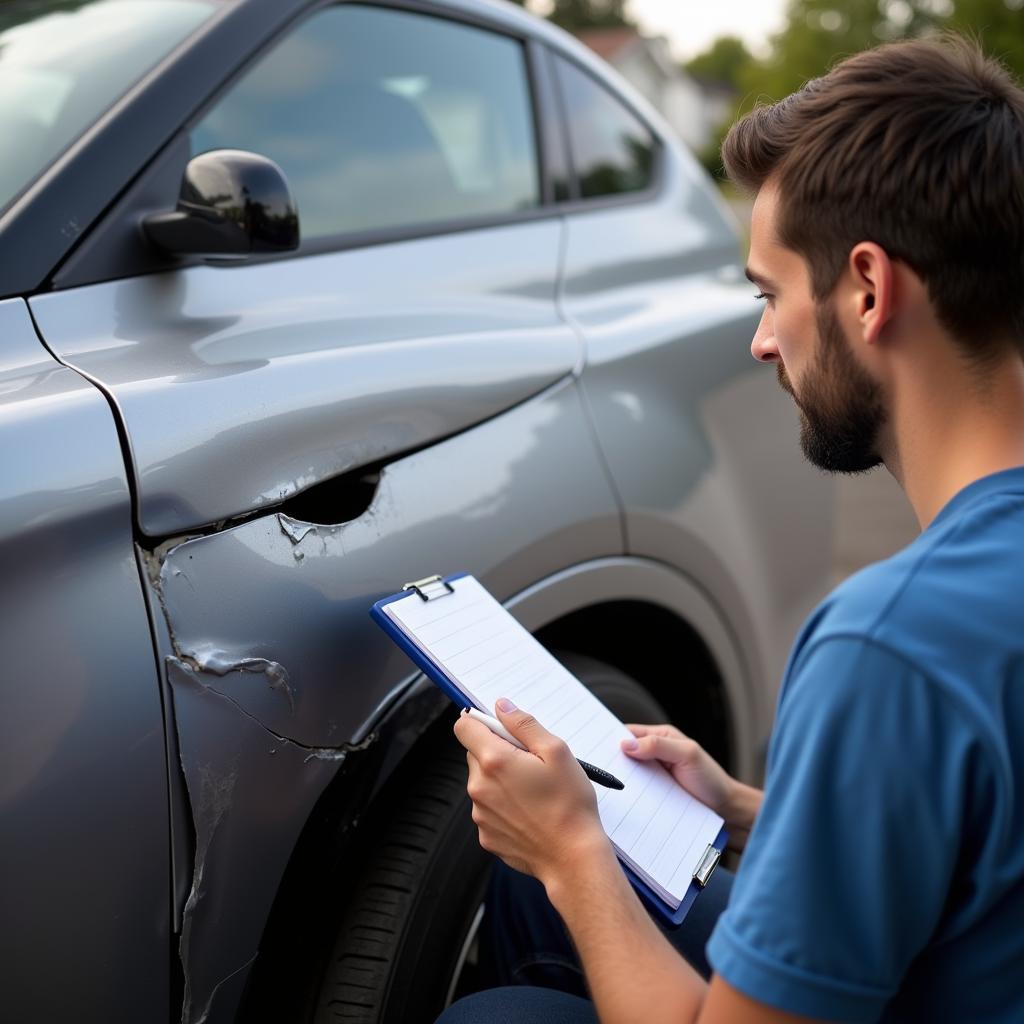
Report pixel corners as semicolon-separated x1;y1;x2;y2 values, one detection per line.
547;0;634;31
688;0;1024;179
739;0;943;105
685;36;754;89
947;0;1024;80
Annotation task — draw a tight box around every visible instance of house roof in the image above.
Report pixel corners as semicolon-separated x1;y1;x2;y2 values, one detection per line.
575;27;641;64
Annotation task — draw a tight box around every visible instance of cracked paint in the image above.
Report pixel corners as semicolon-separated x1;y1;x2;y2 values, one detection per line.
142;469;424;748
277;515;316;546
179;642;295;714
168;658;371;1024
128;378;623;1024
189;953;258;1024
178;760;237;1024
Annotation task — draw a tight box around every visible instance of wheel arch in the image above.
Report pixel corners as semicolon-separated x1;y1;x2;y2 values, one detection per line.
510;557;758;779
238;556;757;1020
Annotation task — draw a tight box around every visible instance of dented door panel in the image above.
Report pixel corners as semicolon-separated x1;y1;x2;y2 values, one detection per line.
0;300;170;1022
149;377;620;747
29;220;578;537
166;658;354;1024
146;377;621;1021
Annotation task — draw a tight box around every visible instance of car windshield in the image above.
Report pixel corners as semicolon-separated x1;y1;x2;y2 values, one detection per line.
0;0;215;217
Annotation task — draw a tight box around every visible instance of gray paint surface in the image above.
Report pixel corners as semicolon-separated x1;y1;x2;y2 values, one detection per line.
0;299;170;1021
144;378;622;1019
30;220;578;536
167;658;355;1024
559;146;834;733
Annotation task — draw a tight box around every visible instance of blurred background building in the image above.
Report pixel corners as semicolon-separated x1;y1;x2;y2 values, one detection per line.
511;0;1024;173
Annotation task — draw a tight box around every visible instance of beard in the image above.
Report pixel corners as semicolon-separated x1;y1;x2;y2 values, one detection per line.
779;301;885;474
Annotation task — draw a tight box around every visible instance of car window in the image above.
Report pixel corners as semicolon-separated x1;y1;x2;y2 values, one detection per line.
191;4;541;240
553;56;656;200
0;0;215;217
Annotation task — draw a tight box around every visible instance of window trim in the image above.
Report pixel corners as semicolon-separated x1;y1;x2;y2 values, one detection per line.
545;46;665;212
526;37;571;206
50;0;673;291
184;0;550;252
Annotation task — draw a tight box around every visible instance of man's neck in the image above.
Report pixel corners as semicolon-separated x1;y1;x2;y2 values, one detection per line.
883;349;1024;529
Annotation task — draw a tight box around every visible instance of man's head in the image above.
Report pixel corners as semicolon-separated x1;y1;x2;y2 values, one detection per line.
723;36;1024;473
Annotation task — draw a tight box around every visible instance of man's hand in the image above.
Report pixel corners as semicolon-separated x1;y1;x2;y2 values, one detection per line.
453;697;609;887
622;724;762;851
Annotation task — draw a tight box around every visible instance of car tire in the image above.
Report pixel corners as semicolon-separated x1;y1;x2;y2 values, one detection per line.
310;651;669;1024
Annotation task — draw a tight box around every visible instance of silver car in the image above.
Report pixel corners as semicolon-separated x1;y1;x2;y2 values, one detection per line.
0;1;833;1021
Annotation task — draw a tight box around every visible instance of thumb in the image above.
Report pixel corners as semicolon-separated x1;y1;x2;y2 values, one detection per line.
621;733;687;764
494;697;551;753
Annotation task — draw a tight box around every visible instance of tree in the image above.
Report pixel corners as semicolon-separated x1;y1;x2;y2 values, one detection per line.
685;36;754;90
547;0;635;31
693;0;1024;180
503;0;634;29
741;0;942;104
947;0;1024;79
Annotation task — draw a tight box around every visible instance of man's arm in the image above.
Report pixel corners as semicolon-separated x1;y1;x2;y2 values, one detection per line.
551;843;819;1024
454;702;820;1024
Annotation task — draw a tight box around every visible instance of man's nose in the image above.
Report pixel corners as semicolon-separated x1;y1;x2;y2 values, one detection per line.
750;308;779;363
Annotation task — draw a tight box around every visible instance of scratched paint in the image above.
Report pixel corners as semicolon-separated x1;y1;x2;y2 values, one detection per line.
167;659;373;1024
144;380;622;1023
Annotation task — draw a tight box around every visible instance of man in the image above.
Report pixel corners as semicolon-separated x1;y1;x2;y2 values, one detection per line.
440;35;1024;1023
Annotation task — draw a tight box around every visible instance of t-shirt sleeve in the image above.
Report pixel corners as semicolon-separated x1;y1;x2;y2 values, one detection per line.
707;636;974;1022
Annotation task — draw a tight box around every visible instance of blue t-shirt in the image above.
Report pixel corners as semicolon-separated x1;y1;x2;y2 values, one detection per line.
707;467;1024;1022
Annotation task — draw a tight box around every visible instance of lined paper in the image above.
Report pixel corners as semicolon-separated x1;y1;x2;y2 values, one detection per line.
383;575;723;908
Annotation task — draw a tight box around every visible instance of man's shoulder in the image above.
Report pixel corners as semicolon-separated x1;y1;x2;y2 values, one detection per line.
791;540;937;662
802;480;1024;659
783;477;1024;747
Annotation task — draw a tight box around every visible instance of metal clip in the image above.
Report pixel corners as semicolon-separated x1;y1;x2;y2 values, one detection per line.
401;574;455;602
692;844;721;888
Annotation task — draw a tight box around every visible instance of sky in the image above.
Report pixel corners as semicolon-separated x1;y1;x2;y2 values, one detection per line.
623;0;790;61
526;0;791;61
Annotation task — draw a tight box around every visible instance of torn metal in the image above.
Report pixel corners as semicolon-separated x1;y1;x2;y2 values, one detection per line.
179;642;295;714
144;469;430;748
138;379;623;1024
168;658;377;1024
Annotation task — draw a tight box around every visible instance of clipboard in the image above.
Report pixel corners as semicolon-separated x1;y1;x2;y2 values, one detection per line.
371;572;727;927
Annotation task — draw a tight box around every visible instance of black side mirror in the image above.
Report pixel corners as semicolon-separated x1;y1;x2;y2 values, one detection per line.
143;149;299;260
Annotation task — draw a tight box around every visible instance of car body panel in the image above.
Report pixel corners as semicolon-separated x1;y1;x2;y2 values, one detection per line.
0;298;170;1021
556;114;834;741
167;657;350;1024
30;219;578;536
143;376;622;1020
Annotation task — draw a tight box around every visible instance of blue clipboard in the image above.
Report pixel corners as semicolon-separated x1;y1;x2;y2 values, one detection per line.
371;572;728;928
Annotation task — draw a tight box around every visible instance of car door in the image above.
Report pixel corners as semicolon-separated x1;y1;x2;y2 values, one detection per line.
29;6;622;1021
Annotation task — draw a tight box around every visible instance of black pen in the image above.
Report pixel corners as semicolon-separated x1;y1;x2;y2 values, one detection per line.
463;708;625;790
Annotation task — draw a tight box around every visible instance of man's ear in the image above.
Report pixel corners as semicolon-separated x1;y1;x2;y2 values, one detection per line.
848;242;894;345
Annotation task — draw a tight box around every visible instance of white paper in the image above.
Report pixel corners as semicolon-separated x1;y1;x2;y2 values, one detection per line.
384;575;724;908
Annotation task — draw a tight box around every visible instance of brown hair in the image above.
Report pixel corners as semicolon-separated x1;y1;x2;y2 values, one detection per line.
722;35;1024;360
